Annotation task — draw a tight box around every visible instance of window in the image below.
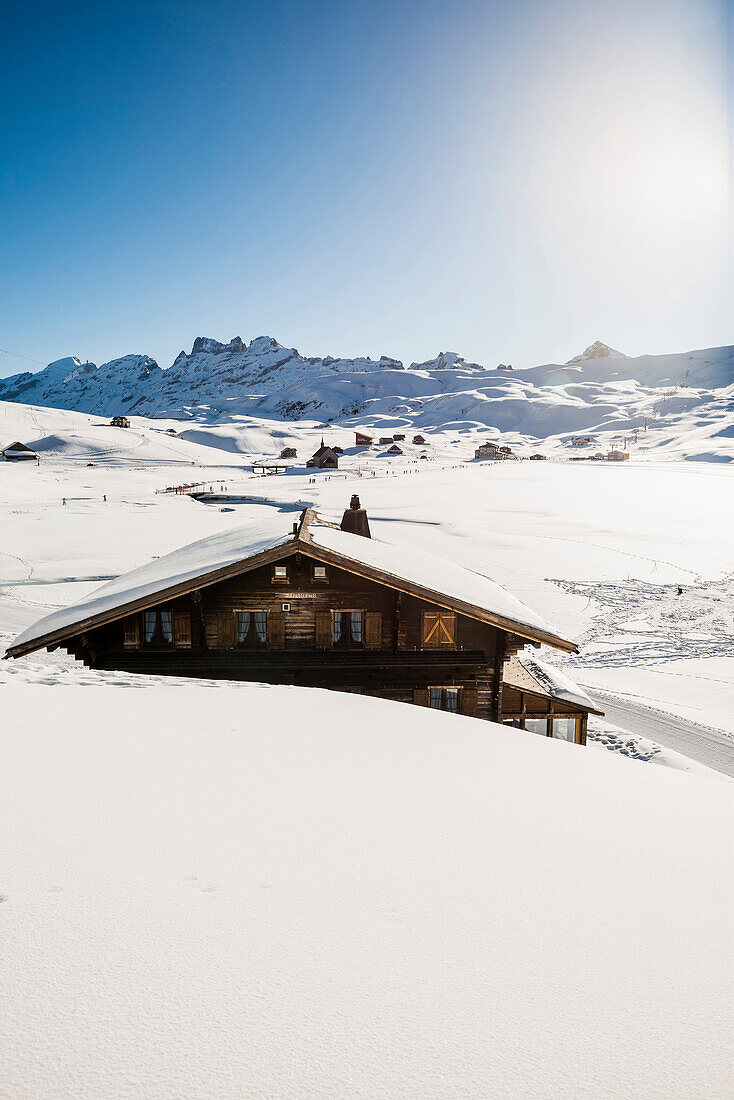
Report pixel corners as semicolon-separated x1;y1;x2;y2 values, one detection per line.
273;564;288;581
524;718;549;736
236;611;268;646
552;717;576;743
143;610;173;644
313;565;327;581
422;610;456;648
334;610;363;644
430;687;459;712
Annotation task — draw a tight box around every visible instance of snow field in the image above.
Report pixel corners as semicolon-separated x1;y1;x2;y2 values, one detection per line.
1;681;733;1099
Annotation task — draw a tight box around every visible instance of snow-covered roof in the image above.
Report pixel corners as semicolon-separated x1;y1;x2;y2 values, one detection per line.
7;515;293;657
6;508;577;658
306;519;572;648
504;654;603;714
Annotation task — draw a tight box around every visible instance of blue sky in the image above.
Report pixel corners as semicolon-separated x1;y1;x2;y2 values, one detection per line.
1;0;731;376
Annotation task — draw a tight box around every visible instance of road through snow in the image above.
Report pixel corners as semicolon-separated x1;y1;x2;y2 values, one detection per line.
579;686;734;777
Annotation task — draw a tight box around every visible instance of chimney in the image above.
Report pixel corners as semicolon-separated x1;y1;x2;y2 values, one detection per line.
340;494;371;538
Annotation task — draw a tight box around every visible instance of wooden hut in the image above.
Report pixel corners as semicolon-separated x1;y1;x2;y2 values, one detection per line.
6;497;600;740
110;416;131;428
393;433;405;442
355;432;373;448
413;434;426;445
2;442;37;462
280;447;297;458
386;444;403;455
378;436;394;445
607;450;629;462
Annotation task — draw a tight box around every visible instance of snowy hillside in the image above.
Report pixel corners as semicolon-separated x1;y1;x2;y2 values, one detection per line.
2;680;732;1098
1;395;733;1096
1;335;731;462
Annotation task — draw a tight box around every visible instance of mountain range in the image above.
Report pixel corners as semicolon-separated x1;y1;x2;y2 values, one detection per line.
0;336;731;461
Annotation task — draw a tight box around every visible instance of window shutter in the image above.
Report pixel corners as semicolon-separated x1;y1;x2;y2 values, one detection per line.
413;688;430;707
174;611;192;648
461;688;478;716
364;611;382;649
315;611;332;649
123;615;140;649
422;610;456;648
269;611;286;649
217;611;235;649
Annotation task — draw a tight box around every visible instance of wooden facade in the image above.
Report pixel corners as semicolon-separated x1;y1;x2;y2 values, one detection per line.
7;502;598;740
64;552;529;721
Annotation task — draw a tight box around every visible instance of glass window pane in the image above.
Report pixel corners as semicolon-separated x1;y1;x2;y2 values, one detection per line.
254;612;267;643
274;565;287;578
350;611;363;643
237;612;250;643
314;565;326;579
144;611;156;643
524;718;548;736
552;717;576;742
430;688;443;709
334;612;346;643
445;688;459;712
160;611;173;642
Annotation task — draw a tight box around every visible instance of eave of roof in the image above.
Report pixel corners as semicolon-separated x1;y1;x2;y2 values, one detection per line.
5;507;578;659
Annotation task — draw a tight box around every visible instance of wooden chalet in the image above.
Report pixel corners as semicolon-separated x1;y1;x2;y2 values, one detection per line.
280;447;297;458
386;444;403;455
378;436;394;445
2;441;37;462
355;432;373;447
5;496;600;741
110;416;131;428
413;434;426;445
306;440;339;469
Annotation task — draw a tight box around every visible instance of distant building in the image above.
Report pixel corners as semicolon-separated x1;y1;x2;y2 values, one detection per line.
412;434;426;445
355;432;373;448
333;446;344;455
607;450;629;462
306;440;339;469
499;445;513;455
393;433;405;442
111;416;131;428
378;436;394;445
2;441;37;462
496;363;513;370
280;447;297;458
529;453;546;461
474;442;502;460
386;444;403;455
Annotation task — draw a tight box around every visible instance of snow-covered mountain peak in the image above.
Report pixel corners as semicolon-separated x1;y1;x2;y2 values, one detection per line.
566;341;628;364
410;350;486;372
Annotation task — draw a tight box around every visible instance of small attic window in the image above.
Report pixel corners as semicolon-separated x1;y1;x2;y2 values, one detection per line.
313;565;327;581
273;564;288;582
